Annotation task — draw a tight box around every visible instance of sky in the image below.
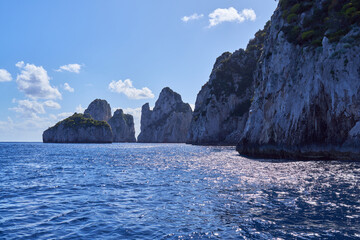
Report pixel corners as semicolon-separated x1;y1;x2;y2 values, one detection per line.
0;0;278;141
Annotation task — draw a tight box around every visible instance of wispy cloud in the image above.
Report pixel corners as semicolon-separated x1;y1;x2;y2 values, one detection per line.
109;79;155;100
10;99;61;118
16;61;62;100
76;104;85;113
63;83;74;92
0;69;12;82
56;63;82;73
0;112;73;141
208;7;256;27
182;13;204;22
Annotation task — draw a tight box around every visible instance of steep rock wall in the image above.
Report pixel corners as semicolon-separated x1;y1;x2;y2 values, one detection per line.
108;109;136;142
237;0;360;160
187;23;270;145
138;87;192;143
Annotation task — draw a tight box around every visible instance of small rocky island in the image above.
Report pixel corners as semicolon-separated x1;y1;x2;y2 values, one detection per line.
43;99;136;143
138;87;193;143
43;113;113;143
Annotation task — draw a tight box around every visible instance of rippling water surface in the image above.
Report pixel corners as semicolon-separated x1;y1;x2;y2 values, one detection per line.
0;143;360;239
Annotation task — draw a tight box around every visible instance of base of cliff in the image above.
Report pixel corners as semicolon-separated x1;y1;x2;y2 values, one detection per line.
236;143;360;161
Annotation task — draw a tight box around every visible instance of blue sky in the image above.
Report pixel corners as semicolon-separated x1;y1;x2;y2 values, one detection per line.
0;0;277;141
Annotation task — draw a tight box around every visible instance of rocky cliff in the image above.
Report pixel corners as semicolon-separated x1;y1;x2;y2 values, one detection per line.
138;87;192;143
187;22;270;145
43;99;136;143
84;99;112;122
43;113;113;143
237;0;360;160
108;109;136;142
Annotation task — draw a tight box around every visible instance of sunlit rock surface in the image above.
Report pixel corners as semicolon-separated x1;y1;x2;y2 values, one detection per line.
237;0;360;160
43;113;113;143
138;87;192;143
84;99;112;122
108;109;136;142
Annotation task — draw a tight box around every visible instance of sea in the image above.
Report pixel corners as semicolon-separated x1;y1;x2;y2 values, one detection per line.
0;142;359;239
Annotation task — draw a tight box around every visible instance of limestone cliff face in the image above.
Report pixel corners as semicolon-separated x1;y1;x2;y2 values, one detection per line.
187;23;269;145
43;113;112;143
43;99;136;143
108;109;136;142
84;99;112;122
138;87;192;143
237;0;360;160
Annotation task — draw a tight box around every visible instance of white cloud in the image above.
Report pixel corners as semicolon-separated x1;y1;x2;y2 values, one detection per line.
0;69;12;82
190;104;195;111
182;13;204;22
16;61;62;100
10;99;61;118
76;104;85;113
49;112;72;121
63;82;74;92
0;112;73;142
208;7;256;27
109;79;155;100
15;61;24;68
56;63;82;73
43;100;61;109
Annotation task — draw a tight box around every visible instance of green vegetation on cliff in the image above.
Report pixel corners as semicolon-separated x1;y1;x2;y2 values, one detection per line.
54;113;111;129
280;0;360;46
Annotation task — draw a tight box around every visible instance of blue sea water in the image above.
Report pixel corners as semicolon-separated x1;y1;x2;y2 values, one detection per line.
0;143;360;239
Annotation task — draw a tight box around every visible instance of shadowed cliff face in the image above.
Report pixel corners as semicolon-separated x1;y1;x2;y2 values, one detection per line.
237;0;360;160
187;22;270;145
84;99;112;122
138;87;193;143
108;109;136;142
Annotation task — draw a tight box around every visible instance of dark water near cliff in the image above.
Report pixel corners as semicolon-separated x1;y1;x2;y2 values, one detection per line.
1;143;360;239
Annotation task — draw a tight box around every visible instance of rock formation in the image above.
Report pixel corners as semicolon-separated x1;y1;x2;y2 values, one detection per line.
108;109;136;142
237;0;360;160
43;99;136;143
187;22;270;145
138;87;192;143
84;99;112;122
43;113;113;143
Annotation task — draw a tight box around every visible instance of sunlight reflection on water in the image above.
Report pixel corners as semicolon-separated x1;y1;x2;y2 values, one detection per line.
0;143;359;239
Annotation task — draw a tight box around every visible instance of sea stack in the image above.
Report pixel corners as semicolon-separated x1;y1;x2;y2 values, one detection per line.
42;113;113;143
237;0;360;160
108;109;136;142
43;99;136;143
187;22;269;145
138;87;192;143
84;99;112;122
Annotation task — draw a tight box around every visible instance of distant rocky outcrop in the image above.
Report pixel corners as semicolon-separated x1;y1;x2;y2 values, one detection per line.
43;99;136;143
43;113;112;143
108;109;136;142
237;0;360;160
187;22;270;145
84;99;112;122
138;87;192;143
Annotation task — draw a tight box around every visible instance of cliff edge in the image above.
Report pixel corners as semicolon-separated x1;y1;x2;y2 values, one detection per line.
237;0;360;160
187;22;270;145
